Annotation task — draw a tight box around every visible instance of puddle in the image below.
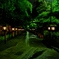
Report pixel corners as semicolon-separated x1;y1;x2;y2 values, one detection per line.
29;50;45;59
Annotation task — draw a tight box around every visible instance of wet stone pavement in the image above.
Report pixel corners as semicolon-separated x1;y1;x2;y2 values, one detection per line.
0;31;59;59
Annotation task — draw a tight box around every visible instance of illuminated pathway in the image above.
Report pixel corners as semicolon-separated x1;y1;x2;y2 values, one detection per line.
25;31;30;46
0;32;59;59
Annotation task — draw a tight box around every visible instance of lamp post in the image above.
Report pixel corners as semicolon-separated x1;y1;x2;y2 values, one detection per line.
8;25;12;39
15;28;18;36
48;26;55;31
43;0;54;47
3;26;7;44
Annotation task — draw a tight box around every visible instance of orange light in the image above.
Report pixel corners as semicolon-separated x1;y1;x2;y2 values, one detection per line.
12;28;15;30
48;27;50;30
15;28;17;30
3;27;7;30
51;27;55;30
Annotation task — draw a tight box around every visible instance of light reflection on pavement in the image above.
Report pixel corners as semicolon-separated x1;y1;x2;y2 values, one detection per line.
0;32;59;59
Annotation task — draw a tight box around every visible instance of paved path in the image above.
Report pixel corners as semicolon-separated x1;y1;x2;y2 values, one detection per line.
0;32;59;59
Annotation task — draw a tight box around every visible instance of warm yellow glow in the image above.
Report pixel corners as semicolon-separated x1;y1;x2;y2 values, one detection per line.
18;29;24;31
12;28;15;30
51;27;55;30
15;28;17;30
21;29;24;30
48;27;50;30
18;29;21;30
3;27;7;30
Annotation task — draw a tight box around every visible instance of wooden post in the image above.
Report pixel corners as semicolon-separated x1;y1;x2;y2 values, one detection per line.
12;28;15;37
3;26;7;44
4;31;7;44
16;31;17;35
15;28;18;36
12;31;14;37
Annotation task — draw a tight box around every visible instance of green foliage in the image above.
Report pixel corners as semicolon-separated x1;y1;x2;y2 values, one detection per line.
30;22;37;28
52;0;59;12
35;0;59;24
0;0;32;26
0;0;59;28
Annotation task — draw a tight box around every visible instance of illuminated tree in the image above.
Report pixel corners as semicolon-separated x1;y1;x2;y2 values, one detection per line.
33;0;59;26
